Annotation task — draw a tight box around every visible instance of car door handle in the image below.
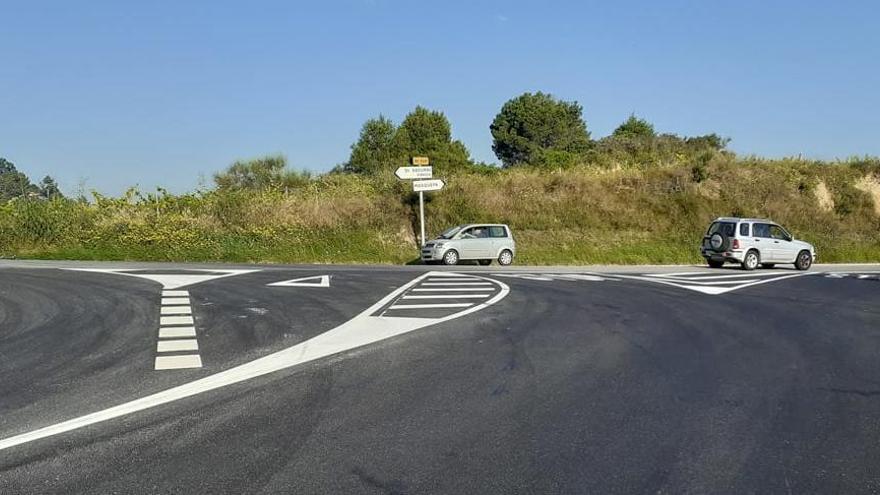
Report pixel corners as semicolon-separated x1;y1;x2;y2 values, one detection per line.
773;241;780;244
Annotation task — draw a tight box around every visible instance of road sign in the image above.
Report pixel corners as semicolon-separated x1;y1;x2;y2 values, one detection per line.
412;156;430;166
395;166;433;180
413;179;445;192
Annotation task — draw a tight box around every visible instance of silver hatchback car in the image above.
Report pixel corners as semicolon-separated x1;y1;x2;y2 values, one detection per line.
701;217;817;270
421;224;516;266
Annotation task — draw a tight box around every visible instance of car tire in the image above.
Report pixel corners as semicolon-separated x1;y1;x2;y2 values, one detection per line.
477;259;492;266
761;263;776;269
442;250;459;266
498;250;514;266
795;250;812;271
741;250;759;271
707;260;724;268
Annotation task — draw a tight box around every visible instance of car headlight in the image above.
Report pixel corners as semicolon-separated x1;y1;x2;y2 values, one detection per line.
434;242;446;248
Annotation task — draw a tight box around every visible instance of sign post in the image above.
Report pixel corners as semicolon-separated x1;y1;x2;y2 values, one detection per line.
395;157;438;247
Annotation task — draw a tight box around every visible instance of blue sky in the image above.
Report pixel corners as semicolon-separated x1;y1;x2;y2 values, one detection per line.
2;0;878;195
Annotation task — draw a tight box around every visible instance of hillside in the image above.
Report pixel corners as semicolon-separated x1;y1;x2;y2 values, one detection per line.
2;155;878;265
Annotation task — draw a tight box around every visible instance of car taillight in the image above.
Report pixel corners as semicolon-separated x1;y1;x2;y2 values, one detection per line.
732;239;740;249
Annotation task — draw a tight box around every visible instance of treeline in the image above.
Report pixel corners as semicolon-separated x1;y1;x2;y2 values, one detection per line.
212;91;729;191
0;158;63;202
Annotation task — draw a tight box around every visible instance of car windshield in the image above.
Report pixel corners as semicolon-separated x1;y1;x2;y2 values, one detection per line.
437;226;463;239
707;221;736;237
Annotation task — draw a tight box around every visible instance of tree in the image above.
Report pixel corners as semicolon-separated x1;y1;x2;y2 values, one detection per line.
0;157;39;202
393;106;472;174
39;175;63;199
214;155;286;190
345;107;474;175
612;114;655;139
345;116;397;174
490;92;592;167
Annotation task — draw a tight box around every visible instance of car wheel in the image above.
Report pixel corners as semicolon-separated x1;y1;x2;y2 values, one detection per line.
795;250;812;271
707;260;724;268
442;249;459;266
741;250;759;271
761;263;775;269
498;250;514;266
477;259;492;266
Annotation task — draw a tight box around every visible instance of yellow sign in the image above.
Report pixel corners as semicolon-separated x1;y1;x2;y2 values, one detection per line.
412;156;430;166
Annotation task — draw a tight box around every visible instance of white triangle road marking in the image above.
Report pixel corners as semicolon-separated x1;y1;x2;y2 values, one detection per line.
267;275;331;288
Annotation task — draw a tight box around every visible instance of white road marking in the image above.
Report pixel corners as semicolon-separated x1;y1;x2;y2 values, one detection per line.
647;271;787;280
161;297;190;305
160;315;194;326
158;327;197;338
402;294;491;299
0;272;509;451
389;303;474;309
163;290;190;297
267;275;330;288
160;306;192;315
411;287;495;292
425;278;479;282
68;268;258;289
616;272;815;295
154;355;203;370
157;340;199;352
421;282;493;286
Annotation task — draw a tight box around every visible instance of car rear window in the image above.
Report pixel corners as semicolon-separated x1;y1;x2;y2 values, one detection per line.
707;222;736;237
489;226;508;238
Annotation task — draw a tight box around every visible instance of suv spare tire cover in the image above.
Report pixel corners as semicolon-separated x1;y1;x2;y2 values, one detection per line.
709;233;730;252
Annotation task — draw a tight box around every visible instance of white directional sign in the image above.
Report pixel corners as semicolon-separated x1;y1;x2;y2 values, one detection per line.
413;179;445;192
395;166;433;180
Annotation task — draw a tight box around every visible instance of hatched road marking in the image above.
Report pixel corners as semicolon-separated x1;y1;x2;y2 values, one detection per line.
0;271;509;452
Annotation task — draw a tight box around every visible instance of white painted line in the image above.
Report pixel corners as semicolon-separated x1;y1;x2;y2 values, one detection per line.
616;272;815;295
69;269;258;289
160;315;194;326
548;274;613;282
267;275;330;288
154;355;203;370
859;274;871;279
421;282;493;286
653;271;791;280
402;294;490;299
158;327;197;338
425;278;478;282
411;287;494;292
157;339;199;352
161;297;190;305
517;276;554;281
162;290;190;297
160;306;192;315
389;303;474;309
0;271;509;452
652;279;762;286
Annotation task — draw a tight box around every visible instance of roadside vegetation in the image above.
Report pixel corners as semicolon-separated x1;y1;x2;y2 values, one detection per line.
2;93;879;264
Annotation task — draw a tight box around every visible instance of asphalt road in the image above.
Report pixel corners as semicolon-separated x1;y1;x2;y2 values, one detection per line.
0;261;879;494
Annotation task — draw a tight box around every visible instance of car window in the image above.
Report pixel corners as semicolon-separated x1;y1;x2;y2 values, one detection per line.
707;221;736;237
460;227;489;239
489;226;507;238
739;223;750;237
753;223;771;238
769;225;789;240
438;226;462;239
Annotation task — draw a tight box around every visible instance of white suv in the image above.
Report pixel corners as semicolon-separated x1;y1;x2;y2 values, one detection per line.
701;217;817;270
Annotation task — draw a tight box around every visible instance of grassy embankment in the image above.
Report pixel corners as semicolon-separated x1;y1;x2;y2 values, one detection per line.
1;156;879;265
